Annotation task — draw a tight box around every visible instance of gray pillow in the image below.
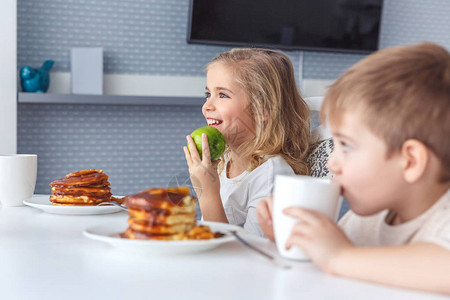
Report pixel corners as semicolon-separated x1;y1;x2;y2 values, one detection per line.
307;138;334;179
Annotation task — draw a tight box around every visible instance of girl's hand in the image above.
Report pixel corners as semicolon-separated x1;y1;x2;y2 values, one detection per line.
184;133;220;199
284;207;354;274
256;195;275;241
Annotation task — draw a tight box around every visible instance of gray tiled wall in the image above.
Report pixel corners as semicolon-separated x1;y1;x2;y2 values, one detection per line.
18;103;205;196
17;0;300;78
17;0;450;195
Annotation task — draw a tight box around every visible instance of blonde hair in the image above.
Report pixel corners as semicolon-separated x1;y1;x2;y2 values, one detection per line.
321;42;450;182
207;48;311;175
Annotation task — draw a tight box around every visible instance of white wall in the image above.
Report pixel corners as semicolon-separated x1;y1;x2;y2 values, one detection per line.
0;0;17;154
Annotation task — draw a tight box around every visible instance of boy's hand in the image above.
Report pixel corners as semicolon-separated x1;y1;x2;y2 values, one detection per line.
256;195;275;241
284;207;354;274
184;134;220;199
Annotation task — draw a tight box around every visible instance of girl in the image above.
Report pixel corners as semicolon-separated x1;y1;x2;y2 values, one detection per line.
184;48;310;236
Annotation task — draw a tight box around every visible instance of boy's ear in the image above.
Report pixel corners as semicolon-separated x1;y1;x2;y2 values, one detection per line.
400;139;429;183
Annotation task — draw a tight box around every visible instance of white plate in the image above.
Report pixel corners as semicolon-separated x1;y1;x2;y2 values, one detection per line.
83;221;240;255
23;194;123;215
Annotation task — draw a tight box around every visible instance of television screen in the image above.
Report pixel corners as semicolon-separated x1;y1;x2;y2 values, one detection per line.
188;0;383;54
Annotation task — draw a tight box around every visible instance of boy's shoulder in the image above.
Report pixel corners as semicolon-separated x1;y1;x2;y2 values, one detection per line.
415;188;450;248
339;188;450;248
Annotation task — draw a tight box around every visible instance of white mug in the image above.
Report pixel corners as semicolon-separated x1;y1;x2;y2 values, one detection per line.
0;154;37;207
273;175;342;260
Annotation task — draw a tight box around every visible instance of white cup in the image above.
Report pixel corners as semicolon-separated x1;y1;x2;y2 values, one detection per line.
273;175;342;260
0;154;37;207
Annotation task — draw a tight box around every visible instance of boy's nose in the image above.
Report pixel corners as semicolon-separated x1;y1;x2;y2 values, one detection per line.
327;150;341;175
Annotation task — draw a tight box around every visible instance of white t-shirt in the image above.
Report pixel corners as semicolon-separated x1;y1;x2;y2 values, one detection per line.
219;156;295;236
338;188;450;250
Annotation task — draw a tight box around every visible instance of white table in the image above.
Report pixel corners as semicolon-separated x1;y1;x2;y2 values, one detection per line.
0;197;447;300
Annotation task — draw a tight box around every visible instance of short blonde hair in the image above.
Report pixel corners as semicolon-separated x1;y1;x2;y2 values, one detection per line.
321;42;450;182
207;48;311;175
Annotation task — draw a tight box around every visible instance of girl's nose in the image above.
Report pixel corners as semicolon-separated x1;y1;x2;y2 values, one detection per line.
202;97;215;112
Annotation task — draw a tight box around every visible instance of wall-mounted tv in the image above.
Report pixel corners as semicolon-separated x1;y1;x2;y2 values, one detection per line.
187;0;383;54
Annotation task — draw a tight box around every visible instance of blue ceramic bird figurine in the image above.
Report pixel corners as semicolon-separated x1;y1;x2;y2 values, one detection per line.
20;60;54;93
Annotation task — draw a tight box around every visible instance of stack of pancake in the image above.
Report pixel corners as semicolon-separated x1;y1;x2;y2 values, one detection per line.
49;169;113;206
122;186;216;240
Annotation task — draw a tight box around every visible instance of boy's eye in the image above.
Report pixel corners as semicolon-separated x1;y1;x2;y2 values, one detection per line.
219;93;229;98
332;137;352;153
205;92;211;98
340;141;351;152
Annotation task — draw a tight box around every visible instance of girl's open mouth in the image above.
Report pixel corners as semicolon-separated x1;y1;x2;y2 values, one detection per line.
207;119;223;126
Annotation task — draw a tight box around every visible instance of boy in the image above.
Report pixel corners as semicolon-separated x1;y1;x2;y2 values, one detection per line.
256;42;450;294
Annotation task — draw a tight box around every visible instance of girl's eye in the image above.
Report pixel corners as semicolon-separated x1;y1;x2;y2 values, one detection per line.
205;92;211;98
219;93;229;99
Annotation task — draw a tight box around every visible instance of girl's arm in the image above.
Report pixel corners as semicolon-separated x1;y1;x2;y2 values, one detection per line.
196;187;228;223
284;207;450;295
256;195;275;241
184;134;228;223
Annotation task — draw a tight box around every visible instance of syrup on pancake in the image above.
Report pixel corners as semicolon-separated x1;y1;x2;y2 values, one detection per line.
49;169;122;206
122;187;223;240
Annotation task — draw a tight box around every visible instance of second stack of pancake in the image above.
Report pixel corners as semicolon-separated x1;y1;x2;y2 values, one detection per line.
49;169;112;206
123;187;198;240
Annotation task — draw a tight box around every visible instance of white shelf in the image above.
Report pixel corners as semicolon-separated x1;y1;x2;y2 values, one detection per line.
18;92;204;106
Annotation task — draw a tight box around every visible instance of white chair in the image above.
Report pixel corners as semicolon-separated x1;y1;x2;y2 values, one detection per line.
305;97;334;180
305;97;350;218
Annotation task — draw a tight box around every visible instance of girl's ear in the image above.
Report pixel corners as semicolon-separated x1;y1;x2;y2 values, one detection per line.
400;139;429;183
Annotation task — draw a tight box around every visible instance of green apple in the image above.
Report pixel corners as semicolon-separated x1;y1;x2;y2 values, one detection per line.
189;126;226;161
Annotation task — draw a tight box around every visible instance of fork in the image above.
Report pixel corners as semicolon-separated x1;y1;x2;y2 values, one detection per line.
229;230;291;269
96;201;128;212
